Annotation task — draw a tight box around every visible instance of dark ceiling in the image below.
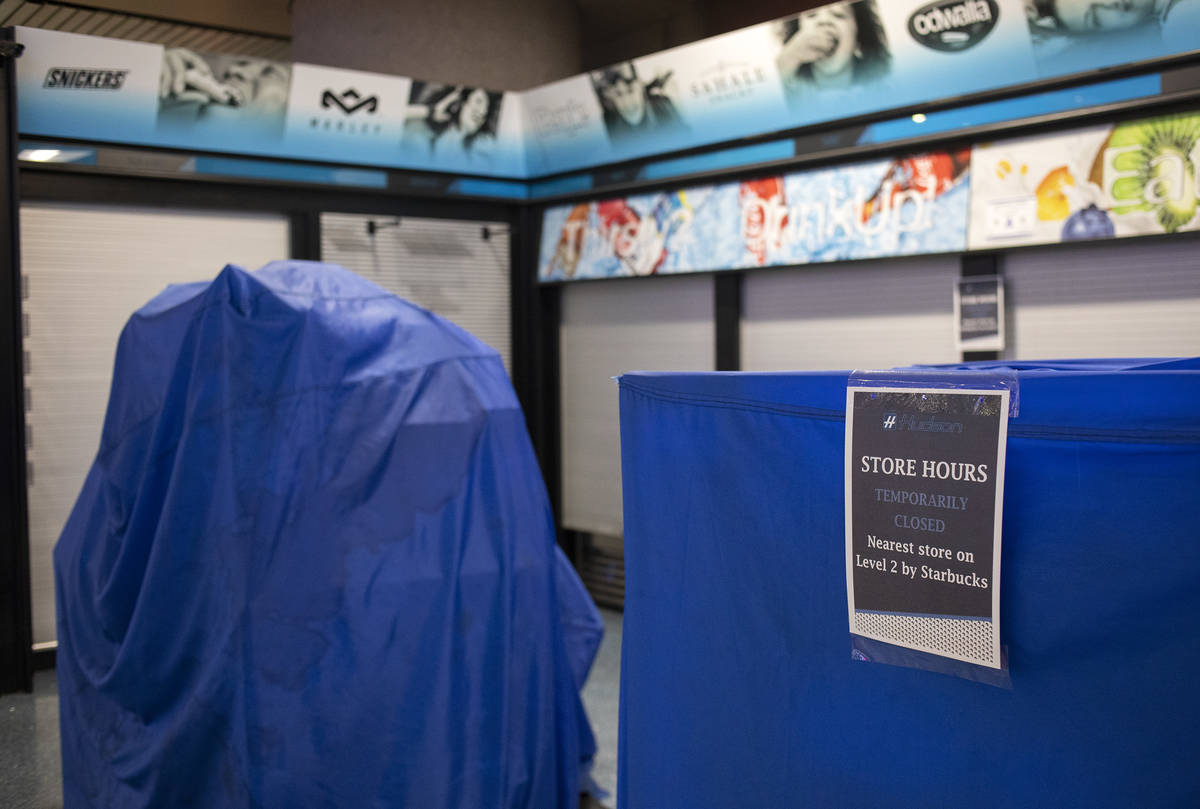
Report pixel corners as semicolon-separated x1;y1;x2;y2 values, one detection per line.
576;0;827;71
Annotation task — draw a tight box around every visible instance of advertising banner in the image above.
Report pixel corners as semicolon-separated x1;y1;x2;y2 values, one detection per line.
968;109;1200;248
1025;0;1199;78
282;65;413;166
522;0;1198;176
16;27;163;146
845;385;1009;670
537;148;971;281
17;0;1200;182
15;27;526;178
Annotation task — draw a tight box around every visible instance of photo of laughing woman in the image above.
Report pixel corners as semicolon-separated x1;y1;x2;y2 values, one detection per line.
403;81;504;166
590;61;686;144
775;0;891;107
1025;0;1199;71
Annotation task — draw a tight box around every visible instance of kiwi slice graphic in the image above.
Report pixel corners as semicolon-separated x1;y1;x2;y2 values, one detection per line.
1105;113;1200;233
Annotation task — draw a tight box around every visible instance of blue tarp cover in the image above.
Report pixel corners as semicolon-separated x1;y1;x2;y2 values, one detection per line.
55;261;600;808
618;360;1200;809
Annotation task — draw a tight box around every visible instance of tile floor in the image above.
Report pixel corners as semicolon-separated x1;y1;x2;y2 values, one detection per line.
0;608;623;809
0;670;61;809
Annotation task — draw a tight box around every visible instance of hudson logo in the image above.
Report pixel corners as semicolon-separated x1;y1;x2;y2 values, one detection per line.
312;88;381;134
43;68;128;90
882;412;963;433
907;0;998;52
321;88;378;114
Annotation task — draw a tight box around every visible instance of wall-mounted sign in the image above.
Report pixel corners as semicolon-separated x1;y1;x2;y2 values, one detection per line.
845;386;1009;669
955;276;1005;351
969;109;1200;248
14;27;527;178
537;148;971;281
539;104;1200;282
521;0;1197;176
15;0;1199;181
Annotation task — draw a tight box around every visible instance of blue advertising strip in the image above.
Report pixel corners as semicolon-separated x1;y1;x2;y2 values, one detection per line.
639;141;797;181
519;0;1200;175
528;173;595;198
445;178;530;200
192;157;388;188
17;0;1200;182
860;74;1165;145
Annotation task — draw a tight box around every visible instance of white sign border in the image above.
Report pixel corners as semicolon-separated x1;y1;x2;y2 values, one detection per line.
953;275;1006;353
844;385;1009;670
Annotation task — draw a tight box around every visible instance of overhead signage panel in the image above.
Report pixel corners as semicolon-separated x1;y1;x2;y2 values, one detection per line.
15;0;1199;181
537;148;971;281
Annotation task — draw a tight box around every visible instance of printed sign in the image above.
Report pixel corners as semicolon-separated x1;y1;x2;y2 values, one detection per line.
282;64;412;166
845;386;1008;669
156;48;293;151
523;0;1042;175
15;26;162;144
15;27;525;178
907;0;1001;52
1024;0;1198;78
16;0;1200;181
537;148;970;281
955;276;1005;351
968;110;1200;248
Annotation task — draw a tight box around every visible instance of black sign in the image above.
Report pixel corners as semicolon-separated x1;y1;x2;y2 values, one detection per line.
908;0;999;52
846;387;1007;665
321;88;379;115
44;68;129;90
956;276;1004;350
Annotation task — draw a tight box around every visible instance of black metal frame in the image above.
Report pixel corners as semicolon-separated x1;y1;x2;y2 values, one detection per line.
715;274;742;372
960;254;1002;362
0;27;32;694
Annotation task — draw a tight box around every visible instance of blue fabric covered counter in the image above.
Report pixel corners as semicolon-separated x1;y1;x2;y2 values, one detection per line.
55;262;601;809
617;360;1200;809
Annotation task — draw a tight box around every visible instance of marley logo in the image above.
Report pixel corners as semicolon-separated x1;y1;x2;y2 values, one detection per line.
907;0;998;52
321;88;379;115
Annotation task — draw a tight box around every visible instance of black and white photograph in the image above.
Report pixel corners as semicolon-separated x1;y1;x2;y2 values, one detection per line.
402;80;504;166
774;0;892;105
1023;0;1198;73
589;61;686;143
157;48;291;131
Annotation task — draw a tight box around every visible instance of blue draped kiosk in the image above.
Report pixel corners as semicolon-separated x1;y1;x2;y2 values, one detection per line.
55;262;600;808
618;360;1200;809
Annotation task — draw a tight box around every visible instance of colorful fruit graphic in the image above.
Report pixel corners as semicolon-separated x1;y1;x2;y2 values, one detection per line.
595;193;690;276
1035;166;1075;221
1098;113;1200;233
740;178;787;266
1061;204;1115;241
860;149;970;223
552;204;589;278
994;159;1027;181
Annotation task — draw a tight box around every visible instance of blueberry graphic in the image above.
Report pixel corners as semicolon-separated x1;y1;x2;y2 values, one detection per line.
1061;204;1115;241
